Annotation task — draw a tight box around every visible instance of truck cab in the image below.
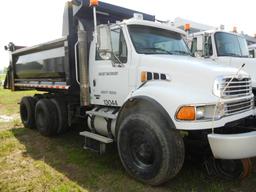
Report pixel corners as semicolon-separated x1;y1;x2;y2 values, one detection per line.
190;30;256;89
4;0;256;185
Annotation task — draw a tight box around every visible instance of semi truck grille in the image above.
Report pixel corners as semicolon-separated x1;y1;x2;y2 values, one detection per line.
221;77;252;98
225;98;253;116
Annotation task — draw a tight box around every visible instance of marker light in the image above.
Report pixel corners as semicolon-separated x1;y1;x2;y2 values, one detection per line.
176;106;195;121
90;0;99;7
141;71;147;82
184;23;191;32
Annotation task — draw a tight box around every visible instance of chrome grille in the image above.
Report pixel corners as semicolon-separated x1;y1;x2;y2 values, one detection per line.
221;77;252;98
225;98;253;116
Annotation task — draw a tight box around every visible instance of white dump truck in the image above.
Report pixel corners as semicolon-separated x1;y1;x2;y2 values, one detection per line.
4;0;256;185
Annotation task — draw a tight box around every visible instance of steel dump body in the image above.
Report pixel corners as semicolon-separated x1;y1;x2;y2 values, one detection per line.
14;43;66;80
4;0;155;94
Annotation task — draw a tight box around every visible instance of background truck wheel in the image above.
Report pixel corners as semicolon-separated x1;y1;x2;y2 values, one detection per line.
117;111;185;186
50;98;69;134
204;157;252;180
20;96;37;129
35;99;58;137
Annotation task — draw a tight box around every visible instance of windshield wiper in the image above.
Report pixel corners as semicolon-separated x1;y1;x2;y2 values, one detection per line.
170;50;191;56
139;47;173;55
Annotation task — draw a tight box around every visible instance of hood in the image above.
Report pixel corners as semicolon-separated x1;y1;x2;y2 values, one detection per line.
139;54;249;96
140;55;248;78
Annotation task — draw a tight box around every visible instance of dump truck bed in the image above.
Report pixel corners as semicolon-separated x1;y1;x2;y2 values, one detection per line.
5;36;79;93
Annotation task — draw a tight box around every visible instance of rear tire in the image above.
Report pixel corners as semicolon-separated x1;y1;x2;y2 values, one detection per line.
117;110;185;186
20;96;37;129
35;99;58;137
50;98;69;134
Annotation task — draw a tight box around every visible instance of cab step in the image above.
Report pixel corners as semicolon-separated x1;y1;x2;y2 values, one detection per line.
80;131;113;154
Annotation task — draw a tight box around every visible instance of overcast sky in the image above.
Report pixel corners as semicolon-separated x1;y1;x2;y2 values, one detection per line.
0;0;255;70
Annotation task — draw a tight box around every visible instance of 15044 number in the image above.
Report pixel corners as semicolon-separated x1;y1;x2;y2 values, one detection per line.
103;100;118;106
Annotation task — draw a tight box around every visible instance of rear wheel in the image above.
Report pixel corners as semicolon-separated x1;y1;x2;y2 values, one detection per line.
35;99;58;137
20;96;37;129
117;111;185;186
50;98;69;134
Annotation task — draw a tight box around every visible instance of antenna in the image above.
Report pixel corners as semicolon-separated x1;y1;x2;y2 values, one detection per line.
211;63;246;133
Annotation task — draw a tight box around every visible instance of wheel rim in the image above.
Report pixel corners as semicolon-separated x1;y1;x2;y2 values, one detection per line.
130;131;156;169
132;136;155;168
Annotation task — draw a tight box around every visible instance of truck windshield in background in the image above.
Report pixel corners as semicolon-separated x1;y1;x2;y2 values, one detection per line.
215;32;249;57
128;25;190;55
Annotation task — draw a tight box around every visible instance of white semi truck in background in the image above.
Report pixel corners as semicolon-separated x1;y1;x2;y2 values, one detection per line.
187;27;256;96
4;0;256;185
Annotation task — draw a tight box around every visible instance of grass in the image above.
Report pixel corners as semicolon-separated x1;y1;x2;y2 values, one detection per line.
0;86;255;191
0;74;5;81
0;78;37;116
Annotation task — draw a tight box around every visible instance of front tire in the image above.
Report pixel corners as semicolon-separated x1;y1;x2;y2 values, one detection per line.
117;111;184;186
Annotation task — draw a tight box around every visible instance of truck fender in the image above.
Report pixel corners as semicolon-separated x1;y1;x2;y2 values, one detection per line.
115;95;176;139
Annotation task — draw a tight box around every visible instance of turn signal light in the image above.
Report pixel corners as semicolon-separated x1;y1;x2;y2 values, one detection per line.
141;71;147;82
90;0;99;6
176;106;195;121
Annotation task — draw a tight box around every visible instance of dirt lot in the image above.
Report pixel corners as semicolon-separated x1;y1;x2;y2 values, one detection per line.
0;80;255;192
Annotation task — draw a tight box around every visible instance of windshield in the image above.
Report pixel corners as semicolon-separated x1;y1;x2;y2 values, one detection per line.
215;32;249;57
128;25;190;55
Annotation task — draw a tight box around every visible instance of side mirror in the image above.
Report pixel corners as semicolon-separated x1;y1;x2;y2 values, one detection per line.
97;25;112;60
196;36;204;52
193;36;204;57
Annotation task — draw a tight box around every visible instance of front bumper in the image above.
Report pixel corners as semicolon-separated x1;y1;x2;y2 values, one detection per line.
208;131;256;159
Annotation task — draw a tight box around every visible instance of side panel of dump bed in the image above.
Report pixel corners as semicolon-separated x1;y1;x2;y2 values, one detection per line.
15;45;65;79
6;36;79;94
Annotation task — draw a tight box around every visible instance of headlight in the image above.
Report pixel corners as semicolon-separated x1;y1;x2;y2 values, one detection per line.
176;103;225;121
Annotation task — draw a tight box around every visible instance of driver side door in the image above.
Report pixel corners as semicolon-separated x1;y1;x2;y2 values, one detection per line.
90;26;130;107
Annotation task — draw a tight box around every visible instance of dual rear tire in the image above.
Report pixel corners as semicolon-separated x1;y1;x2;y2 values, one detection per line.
20;96;68;136
20;97;37;129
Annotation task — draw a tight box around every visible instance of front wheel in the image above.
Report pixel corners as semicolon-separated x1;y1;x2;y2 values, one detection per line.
117;112;185;186
204;157;252;180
